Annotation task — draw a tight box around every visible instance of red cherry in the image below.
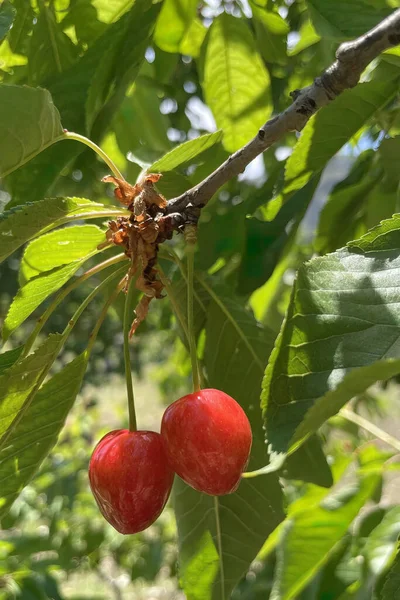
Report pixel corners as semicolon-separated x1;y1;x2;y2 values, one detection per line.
89;430;174;534
161;389;252;496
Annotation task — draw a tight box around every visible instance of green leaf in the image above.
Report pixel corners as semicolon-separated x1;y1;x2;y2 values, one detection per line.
61;0;107;46
271;473;380;600
0;353;87;518
86;0;161;132
0;347;23;375
306;0;392;40
238;178;319;294
0;335;62;443
282;435;333;488
28;5;78;85
262;215;400;461
8;0;34;54
174;475;283;600
5;3;159;206
91;0;135;24
154;0;198;53
149;131;223;173
200;13;271;152
4;260;91;340
283;62;400;198
0;85;64;178
0;197;125;265
251;5;289;66
113;69;171;164
179;18;207;58
0;0;15;43
172;276;284;599
20;224;105;284
315;150;378;254
362;507;400;577
380;546;400;600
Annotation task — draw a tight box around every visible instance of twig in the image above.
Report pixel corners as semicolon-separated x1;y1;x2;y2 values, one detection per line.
166;9;400;218
340;407;400;453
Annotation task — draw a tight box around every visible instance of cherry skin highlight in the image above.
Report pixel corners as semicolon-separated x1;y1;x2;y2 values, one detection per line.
161;389;252;496
89;430;174;534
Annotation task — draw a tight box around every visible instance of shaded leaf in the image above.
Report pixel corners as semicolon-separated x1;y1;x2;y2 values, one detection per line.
315;150;378;255
8;0;34;54
20;224;106;283
86;0;160;132
0;197;125;264
262;215;400;461
0;335;62;443
0;354;87;518
0;0;15;43
150;131;223;173
282;435;333;488
113;68;171;164
200;13;271;152
0;85;63;178
0;346;23;375
28;5;78;85
238;178;319;294
306;0;392;40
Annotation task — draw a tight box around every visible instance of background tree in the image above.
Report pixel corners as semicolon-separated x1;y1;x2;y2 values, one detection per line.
1;1;400;599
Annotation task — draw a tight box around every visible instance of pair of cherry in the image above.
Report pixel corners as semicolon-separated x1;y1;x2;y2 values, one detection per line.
89;388;252;534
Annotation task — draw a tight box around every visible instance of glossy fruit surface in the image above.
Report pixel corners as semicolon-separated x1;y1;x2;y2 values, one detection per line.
89;429;174;534
161;388;252;495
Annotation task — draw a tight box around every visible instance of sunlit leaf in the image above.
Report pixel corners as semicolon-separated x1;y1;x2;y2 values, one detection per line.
271;473;380;600
251;4;289;65
4;259;93;340
154;0;198;53
200;13;271;152
150;131;223;173
381;546;400;600
0;197;125;264
20;224;105;283
362;506;400;577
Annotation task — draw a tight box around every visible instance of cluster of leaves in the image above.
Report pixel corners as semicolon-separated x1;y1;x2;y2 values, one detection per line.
1;0;400;599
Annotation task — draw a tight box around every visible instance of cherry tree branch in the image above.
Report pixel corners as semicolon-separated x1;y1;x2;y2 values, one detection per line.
166;9;400;220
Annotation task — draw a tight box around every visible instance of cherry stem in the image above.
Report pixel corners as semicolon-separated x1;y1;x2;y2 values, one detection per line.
123;273;139;432
185;226;201;393
21;253;127;360
62;131;125;181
